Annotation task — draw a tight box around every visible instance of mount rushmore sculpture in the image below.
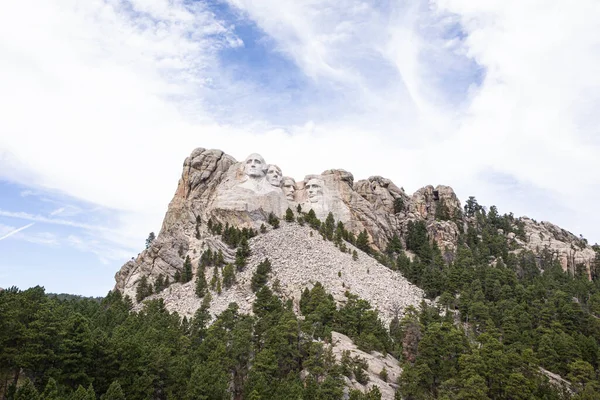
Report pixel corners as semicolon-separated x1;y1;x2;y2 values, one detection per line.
114;147;598;302
211;152;349;223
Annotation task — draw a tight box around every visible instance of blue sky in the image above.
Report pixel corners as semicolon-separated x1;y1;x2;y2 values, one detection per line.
1;0;599;296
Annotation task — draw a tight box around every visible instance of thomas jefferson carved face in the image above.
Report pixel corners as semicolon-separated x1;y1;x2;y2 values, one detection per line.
266;165;282;186
306;178;324;203
282;177;296;201
244;153;267;178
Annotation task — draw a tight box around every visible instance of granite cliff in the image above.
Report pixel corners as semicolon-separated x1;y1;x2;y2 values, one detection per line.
113;147;598;399
115;147;597;312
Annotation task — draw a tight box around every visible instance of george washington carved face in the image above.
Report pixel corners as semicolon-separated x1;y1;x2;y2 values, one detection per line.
266;164;282;186
244;153;267;178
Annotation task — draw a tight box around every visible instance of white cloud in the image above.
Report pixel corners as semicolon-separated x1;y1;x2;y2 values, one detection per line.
0;223;35;241
1;0;599;288
0;223;59;246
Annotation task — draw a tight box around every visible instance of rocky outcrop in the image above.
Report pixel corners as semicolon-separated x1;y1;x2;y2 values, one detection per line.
516;217;596;275
115;147;598;304
331;332;401;400
132;223;425;324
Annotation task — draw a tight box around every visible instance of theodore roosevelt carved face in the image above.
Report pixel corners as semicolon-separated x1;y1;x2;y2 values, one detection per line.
305;178;324;203
244;153;267;178
266;165;282;187
282;177;296;201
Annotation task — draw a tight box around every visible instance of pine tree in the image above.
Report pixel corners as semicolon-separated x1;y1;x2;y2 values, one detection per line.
393;197;404;213
353;250;358;261
216;250;225;267
251;258;273;292
386;233;403;255
145;232;155;249
101;381;125;400
285;207;295;222
42;377;60;400
222;264;235;289
135;275;153;302
70;385;89;400
15;378;40;400
210;265;219;291
356;230;370;254
324;212;335;241
182;255;193;283
268;212;280;229
195;265;207;298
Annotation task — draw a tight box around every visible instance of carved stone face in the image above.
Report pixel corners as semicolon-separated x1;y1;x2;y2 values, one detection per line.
244;153;266;178
306;178;324;203
282;177;296;201
266;165;282;187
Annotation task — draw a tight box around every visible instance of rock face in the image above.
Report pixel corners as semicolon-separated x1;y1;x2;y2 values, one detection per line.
132;223;425;325
331;331;402;400
517;217;596;276
115;147;598;304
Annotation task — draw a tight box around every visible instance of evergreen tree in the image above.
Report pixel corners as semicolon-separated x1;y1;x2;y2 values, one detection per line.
393;198;404;213
285;207;295;222
182;255;193;283
386;234;403;255
42;377;60;400
222;264;235;289
251;258;272;292
267;212;280;229
101;381;125;400
195;265;207;298
135;276;153;302
69;385;89;400
15;378;40;400
324;212;335;241
145;232;155;249
356;230;370;254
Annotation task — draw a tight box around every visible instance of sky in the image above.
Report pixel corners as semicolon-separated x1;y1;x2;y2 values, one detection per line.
1;0;599;296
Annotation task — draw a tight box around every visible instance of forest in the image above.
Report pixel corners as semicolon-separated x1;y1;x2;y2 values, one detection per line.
2;199;600;399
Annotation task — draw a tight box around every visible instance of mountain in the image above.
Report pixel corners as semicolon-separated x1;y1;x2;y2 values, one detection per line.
3;148;600;400
108;147;600;398
115;147;597;316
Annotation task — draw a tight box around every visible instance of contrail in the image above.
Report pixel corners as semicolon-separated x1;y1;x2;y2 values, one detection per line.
0;223;35;241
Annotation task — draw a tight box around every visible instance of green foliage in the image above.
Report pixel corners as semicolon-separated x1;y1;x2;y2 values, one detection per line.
285;207;294;222
379;367;388;382
135;275;153;302
251;258;272;292
42;377;60;400
386;233;403;255
181;255;193;283
356;230;371;254
406;220;431;263
195;265;207;298
222;263;235;289
15;378;40;400
353;250;358;261
101;380;125;400
145;232;155;249
267;212;280;229
393;197;405;213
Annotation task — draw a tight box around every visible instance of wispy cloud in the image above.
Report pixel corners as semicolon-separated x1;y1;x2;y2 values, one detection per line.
0;222;35;241
1;0;599;276
0;210;111;233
